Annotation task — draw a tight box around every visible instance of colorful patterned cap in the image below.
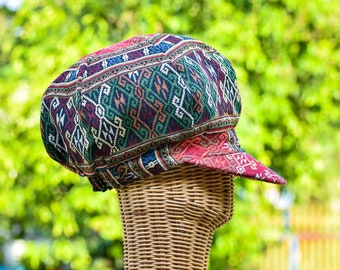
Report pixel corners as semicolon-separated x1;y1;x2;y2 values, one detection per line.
40;33;286;191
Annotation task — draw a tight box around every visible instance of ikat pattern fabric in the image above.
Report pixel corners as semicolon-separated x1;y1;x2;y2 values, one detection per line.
40;33;286;191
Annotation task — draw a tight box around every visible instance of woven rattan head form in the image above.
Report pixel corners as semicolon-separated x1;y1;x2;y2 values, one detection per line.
117;164;234;270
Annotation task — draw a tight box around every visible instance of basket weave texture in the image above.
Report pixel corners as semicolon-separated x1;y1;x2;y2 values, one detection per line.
117;164;234;270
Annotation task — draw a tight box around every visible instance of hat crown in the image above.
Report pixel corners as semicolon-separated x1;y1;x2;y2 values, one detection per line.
41;34;241;175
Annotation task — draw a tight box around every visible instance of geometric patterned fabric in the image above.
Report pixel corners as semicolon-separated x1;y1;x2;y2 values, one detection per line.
40;33;286;191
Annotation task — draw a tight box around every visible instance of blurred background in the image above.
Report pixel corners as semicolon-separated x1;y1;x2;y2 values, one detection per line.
0;0;339;269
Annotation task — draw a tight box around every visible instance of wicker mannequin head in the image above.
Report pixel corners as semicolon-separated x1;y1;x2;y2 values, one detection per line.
117;164;234;270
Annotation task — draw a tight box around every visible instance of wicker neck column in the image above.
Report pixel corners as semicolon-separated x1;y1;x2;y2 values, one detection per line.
117;164;234;270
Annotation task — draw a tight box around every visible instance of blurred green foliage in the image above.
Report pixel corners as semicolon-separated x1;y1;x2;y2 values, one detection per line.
0;0;339;269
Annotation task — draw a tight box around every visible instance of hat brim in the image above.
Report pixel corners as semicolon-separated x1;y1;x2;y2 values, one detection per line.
169;129;287;185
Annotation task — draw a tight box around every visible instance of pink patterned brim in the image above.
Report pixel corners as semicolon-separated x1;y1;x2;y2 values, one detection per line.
169;129;287;185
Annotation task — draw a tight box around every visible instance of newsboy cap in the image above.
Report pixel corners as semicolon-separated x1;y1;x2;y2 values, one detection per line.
40;33;286;191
